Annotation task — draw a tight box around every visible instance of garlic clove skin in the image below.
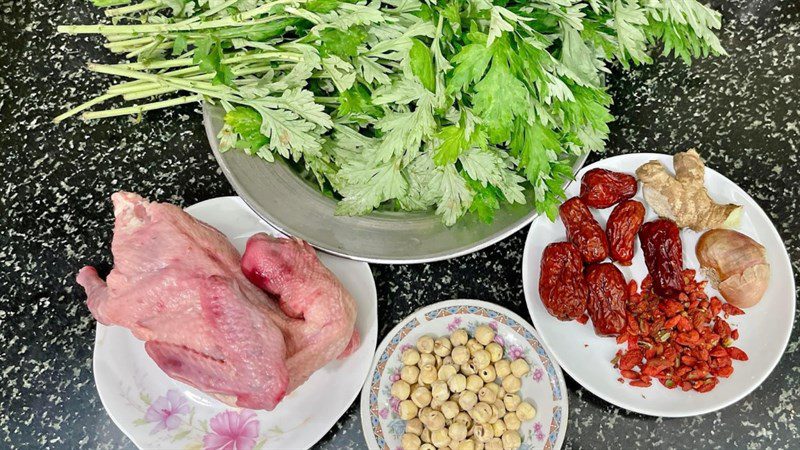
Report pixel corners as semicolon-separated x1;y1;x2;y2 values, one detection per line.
696;229;770;308
719;263;770;308
696;229;767;280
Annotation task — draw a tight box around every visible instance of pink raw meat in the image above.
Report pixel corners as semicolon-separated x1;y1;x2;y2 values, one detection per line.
76;192;289;410
241;234;360;392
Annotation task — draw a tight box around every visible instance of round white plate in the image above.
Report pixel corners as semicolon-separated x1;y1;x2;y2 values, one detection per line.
360;299;569;450
522;153;795;417
93;196;378;449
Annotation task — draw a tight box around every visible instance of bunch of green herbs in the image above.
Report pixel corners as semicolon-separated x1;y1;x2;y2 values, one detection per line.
57;0;725;224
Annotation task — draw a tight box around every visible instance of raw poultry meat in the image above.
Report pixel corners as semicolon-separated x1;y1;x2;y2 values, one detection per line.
241;234;360;392
76;192;360;410
77;192;290;410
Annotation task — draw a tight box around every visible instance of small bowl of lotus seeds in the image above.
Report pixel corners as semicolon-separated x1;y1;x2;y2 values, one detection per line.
360;300;569;450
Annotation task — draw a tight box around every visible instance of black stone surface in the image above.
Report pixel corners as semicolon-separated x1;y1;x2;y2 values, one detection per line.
1;0;798;448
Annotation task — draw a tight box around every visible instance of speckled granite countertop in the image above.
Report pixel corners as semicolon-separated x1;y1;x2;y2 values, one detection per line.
1;0;798;448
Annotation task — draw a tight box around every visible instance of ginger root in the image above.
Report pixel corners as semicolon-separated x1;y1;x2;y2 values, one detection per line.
636;149;742;231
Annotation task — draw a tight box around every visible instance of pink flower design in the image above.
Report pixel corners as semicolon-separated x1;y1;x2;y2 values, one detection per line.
488;321;498;331
203;410;260;450
532;368;544;382
144;389;190;434
389;396;400;413
379;407;390;419
390;372;401;383
534;422;545;441
399;343;413;353
508;345;524;361
447;317;462;332
493;334;505;346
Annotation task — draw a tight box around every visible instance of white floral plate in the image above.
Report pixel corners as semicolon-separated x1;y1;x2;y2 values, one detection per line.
522;153;796;417
92;196;378;450
360;299;569;450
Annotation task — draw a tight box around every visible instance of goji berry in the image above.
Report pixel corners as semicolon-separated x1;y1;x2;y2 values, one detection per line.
619;350;643;370
713;319;731;339
686;369;708;380
628;279;638;297
677;316;693;332
681;355;697;366
727;347;749;361
630;380;652;388
710;346;728;358
675;332;696;347
621;370;640;379
664;315;681;329
722;303;745;316
693;347;710;362
703;332;720;347
691;312;705;329
611;270;747;395
715;366;734;378
660;299;684;317
695;378;718;393
710;297;722;315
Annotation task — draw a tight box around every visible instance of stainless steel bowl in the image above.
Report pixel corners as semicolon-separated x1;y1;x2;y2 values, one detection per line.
203;104;588;263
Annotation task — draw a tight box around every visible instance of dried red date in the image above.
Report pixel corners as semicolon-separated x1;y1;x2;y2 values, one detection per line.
585;263;628;336
639;219;684;297
539;242;588;321
559;197;609;263
606;200;645;265
580;168;638;209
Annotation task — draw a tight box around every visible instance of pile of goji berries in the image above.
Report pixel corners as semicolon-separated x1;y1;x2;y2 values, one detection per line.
612;269;748;392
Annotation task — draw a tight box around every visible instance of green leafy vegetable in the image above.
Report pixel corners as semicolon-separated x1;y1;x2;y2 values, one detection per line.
224;106;269;155
57;0;726;225
409;38;436;92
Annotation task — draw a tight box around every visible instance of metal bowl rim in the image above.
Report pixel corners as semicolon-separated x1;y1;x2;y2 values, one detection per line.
202;103;588;264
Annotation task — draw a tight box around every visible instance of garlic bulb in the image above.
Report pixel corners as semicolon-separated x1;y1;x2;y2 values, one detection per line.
695;229;770;308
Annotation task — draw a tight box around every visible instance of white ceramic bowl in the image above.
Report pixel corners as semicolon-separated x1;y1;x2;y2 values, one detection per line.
522;153;796;417
93;196;378;449
360;299;569;450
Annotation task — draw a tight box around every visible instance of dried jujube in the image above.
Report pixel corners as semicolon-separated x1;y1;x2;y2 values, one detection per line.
606;200;646;265
585;263;628;336
559;197;608;264
639;219;684;297
580;168;638;209
539;242;587;321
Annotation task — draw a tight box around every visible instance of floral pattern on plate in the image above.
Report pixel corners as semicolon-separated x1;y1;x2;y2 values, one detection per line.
360;300;569;450
124;386;274;450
